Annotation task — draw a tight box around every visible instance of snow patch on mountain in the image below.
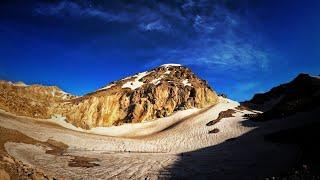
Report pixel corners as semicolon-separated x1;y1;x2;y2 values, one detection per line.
122;71;150;90
312;75;320;79
164;70;171;75
161;64;182;68
151;76;163;86
182;79;192;87
122;81;144;90
98;84;115;91
14;82;29;87
51;114;83;131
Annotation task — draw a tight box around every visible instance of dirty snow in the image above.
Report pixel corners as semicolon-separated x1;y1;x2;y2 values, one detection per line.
50;114;84;132
1;96;319;179
49;109;199;137
0;97;246;153
0;96;264;154
89;108;199;137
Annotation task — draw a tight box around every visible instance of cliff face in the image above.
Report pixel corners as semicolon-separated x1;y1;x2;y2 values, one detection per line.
0;64;219;128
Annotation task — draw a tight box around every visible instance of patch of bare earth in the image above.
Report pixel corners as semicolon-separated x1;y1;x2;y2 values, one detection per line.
44;139;68;156
235;105;253;111
235;105;261;120
0;168;10;180
206;109;236;126
0;125;102;179
208;128;219;134
0;126;51;179
206;108;237;134
68;156;100;168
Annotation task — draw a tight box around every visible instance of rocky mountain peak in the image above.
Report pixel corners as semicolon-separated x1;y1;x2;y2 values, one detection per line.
63;64;218;128
96;64;206;93
0;64;219;129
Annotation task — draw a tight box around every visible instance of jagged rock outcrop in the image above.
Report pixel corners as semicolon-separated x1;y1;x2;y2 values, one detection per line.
0;64;219;128
242;73;320;121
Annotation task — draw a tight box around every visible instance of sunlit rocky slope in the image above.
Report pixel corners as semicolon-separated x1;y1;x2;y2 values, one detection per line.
0;64;218;128
0;81;76;119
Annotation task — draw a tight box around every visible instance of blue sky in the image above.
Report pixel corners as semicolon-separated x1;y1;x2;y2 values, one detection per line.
0;0;319;101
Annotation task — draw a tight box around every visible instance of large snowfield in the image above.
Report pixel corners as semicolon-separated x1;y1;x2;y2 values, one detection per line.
1;97;318;179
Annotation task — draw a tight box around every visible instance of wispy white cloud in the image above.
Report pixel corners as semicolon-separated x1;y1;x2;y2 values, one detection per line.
139;19;171;32
34;1;130;22
154;40;270;71
159;1;268;70
146;3;271;71
34;0;271;71
181;0;195;10
193;15;216;33
34;1;176;33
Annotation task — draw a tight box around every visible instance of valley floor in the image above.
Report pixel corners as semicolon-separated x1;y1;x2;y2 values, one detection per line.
0;99;319;179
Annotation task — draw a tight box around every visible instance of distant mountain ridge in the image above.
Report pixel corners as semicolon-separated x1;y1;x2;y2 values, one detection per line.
0;64;219;128
0;80;76;118
242;73;320;121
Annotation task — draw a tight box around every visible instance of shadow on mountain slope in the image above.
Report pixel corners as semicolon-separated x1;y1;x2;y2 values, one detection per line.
242;73;320;122
165;108;320;179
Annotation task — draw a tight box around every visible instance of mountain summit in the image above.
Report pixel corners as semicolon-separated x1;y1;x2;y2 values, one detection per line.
0;64;219;128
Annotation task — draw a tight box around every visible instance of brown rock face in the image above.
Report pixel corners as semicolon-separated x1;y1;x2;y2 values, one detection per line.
0;64;219;128
0;81;76;118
